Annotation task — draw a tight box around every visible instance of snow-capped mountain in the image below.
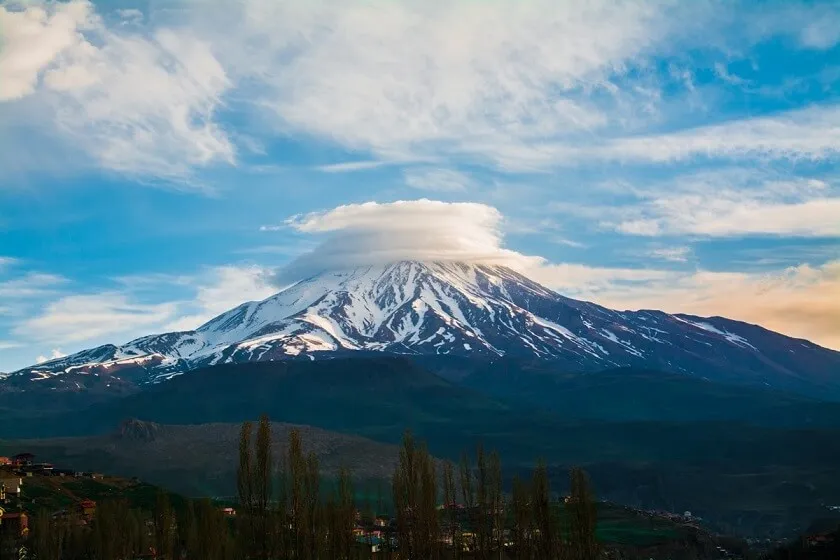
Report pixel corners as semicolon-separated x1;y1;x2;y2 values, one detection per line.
8;261;840;396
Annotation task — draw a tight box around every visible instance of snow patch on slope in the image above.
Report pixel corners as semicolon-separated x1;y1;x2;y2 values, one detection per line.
674;317;757;350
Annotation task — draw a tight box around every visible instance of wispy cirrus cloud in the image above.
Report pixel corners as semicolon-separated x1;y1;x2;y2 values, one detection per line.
315;161;389;173
599;104;840;164
0;0;235;184
15;293;180;344
0;273;67;299
611;173;840;238
549;169;840;239
749;2;840;50
616;196;840;237
648;246;692;262
404;168;473;192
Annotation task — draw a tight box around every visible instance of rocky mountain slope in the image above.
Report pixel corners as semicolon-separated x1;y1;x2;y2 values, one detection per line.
6;261;840;397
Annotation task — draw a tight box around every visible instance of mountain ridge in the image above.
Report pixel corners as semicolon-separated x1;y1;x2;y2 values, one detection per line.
7;260;840;398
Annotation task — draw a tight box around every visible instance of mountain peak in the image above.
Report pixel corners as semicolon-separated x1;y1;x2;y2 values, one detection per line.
8;260;840;397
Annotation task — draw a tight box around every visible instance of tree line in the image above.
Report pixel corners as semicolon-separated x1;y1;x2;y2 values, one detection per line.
8;414;599;559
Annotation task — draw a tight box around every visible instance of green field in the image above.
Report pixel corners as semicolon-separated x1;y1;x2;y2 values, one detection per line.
594;504;682;546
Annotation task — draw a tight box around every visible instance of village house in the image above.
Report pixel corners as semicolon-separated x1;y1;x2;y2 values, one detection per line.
805;531;836;547
360;541;381;554
79;499;97;520
11;453;34;467
25;462;54;475
0;508;29;539
0;477;22;503
0;457;10;467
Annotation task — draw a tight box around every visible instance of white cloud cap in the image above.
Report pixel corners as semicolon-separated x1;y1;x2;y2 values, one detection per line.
281;199;536;279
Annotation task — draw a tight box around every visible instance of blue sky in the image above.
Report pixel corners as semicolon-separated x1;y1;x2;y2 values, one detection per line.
1;0;839;370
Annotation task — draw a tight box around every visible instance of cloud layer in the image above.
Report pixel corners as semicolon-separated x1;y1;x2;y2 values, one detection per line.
4;0;839;182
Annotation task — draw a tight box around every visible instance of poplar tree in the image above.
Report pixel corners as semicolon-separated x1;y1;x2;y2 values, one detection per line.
532;461;557;560
237;420;255;556
442;460;459;553
179;500;199;560
393;431;418;558
65;510;90;560
33;509;62;560
254;414;273;559
197;497;234;560
153;490;175;560
287;428;309;559
458;450;475;554
488;451;504;559
393;430;440;559
476;443;490;559
567;467;598;560
304;451;321;559
511;475;532;559
92;499;146;560
274;451;290;559
417;445;439;559
337;467;355;559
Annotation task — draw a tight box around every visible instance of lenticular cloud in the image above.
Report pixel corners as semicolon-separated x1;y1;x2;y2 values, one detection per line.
278;199;535;280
